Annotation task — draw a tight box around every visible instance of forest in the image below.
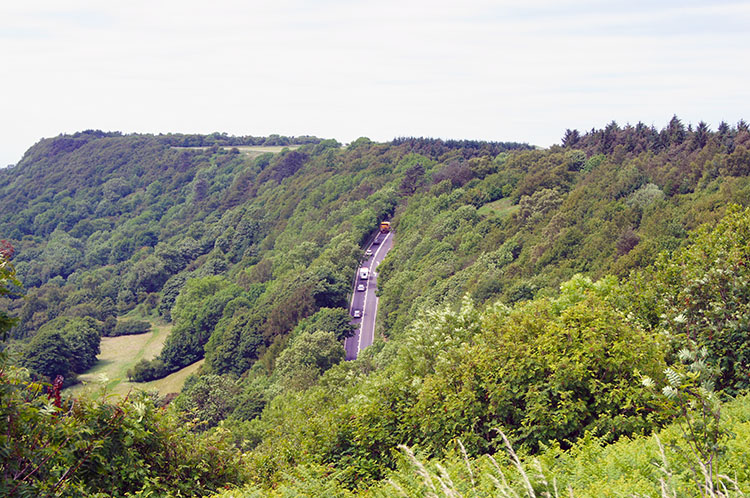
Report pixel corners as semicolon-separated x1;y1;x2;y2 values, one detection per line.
1;117;750;496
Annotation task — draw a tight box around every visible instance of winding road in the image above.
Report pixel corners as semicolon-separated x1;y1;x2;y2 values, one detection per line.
344;231;393;360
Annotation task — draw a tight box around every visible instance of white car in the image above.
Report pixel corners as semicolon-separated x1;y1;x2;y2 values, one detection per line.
365;249;373;257
357;284;365;292
353;309;362;318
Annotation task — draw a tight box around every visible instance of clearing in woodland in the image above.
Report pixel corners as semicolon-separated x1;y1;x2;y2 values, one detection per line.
172;145;300;158
67;323;201;398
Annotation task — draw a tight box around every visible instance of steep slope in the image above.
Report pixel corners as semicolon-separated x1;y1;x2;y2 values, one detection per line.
3;119;750;495
2;121;749;386
0;132;531;380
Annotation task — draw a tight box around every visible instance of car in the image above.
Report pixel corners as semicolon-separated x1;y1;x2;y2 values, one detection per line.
365;249;373;257
357;283;365;292
353;309;362;318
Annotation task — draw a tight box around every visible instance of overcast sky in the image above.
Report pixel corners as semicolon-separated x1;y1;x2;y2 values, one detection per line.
1;0;749;167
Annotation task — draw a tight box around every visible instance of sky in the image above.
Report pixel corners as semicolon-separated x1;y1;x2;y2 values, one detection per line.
1;0;749;167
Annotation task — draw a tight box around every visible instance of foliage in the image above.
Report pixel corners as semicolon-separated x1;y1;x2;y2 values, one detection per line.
203;305;265;376
157;276;244;373
629;205;750;394
4;122;750;495
626;182;665;208
174;373;242;429
214;392;750;497
239;280;667;488
293;307;356;341
126;358;168;383
230;202;750;490
108;318;151;337
3;121;748;381
0;366;249;496
407;283;666;455
642;346;731;495
21;316;100;381
0;241;21;338
272;330;345;391
375;118;750;345
1;249;248;496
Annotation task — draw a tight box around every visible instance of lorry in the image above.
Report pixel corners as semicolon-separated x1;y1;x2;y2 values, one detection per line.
359;267;369;280
380;221;391;232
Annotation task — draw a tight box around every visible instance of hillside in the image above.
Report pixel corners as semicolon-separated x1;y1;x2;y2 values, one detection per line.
2;118;750;496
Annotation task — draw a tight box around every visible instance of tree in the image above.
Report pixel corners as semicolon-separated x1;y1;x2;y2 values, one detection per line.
273;330;345;391
600;120;620;154
691;121;710;149
724;145;750;176
108;319;151;337
295;307;356;341
268;150;308;182
406;283;666;455
54;317;100;372
616;227;640;256
128;254;169;293
561;128;581;147
399;163;425;196
159;276;243;372
22;329;72;380
22;316;101;380
518;188;562;224
204;306;265;376
126;358;167;382
632;205;750;394
307;264;350;309
40;229;83;280
0;241;21;338
158;272;190;319
432;161;473;187
665;115;687;145
173;374;242;429
626;183;664;209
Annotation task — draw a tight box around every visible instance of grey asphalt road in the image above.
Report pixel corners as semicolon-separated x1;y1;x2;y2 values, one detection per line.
344;231;393;360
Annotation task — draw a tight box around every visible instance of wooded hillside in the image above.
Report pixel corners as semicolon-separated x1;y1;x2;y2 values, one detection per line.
2;118;750;496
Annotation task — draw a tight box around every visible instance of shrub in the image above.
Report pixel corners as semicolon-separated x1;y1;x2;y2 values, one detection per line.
631;205;750;394
108;318;151;337
0;365;250;496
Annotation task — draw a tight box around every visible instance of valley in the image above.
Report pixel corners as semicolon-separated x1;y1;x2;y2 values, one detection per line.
3;122;750;496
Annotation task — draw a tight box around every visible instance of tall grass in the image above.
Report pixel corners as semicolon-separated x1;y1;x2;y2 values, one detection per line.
383;429;747;498
209;397;750;497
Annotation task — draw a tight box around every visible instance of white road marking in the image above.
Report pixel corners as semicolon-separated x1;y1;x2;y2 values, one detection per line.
345;231;392;359
357;232;391;355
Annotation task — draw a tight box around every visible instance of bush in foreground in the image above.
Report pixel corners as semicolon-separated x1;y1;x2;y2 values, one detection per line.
0;365;249;497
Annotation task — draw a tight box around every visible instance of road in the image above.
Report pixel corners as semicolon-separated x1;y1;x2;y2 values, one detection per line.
344;231;394;360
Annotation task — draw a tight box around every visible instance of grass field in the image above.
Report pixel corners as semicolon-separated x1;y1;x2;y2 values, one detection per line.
143;359;203;395
477;197;519;218
67;323;202;399
171;145;300;158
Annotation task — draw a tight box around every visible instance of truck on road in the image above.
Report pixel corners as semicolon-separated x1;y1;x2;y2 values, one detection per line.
359;267;369;280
